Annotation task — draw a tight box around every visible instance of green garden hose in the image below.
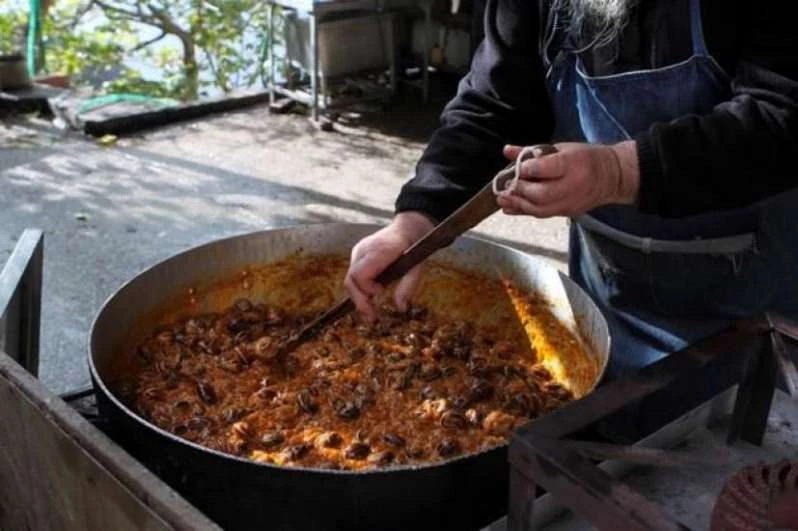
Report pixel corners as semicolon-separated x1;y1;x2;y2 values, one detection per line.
77;93;179;115
27;0;41;76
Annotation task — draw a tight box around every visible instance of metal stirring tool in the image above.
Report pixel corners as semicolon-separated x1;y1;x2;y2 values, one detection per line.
272;144;559;373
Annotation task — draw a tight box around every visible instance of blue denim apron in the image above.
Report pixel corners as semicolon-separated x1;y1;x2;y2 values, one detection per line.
545;0;798;435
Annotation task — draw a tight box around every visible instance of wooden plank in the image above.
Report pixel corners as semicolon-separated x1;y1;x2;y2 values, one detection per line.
516;323;764;440
503;389;736;530
0;229;43;376
727;334;777;445
506;468;536;531
0;83;65;103
771;331;798;397
770;313;798;342
559;439;728;468
511;435;689;531
80;90;273;137
0;351;220;531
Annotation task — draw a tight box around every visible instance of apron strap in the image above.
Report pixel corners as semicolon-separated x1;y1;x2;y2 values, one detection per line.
689;0;709;57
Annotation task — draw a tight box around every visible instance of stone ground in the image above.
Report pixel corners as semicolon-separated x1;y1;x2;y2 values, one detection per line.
1;91;796;530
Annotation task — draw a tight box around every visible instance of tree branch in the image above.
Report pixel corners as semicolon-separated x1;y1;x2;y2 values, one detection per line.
93;0;144;20
49;1;96;33
146;2;189;38
92;0;160;28
204;48;229;91
129;30;167;53
199;0;223;13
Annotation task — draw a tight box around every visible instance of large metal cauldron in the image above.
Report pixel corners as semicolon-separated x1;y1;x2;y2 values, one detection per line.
89;224;609;531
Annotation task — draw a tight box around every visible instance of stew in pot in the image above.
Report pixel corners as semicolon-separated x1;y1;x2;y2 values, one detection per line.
124;259;583;471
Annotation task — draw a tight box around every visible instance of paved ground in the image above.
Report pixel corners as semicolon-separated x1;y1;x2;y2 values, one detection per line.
2;95;796;530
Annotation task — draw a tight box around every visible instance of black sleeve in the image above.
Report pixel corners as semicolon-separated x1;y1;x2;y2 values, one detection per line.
636;2;798;218
394;0;554;222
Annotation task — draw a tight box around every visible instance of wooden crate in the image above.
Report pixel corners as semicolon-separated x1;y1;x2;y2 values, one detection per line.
0;350;220;531
1;230;219;530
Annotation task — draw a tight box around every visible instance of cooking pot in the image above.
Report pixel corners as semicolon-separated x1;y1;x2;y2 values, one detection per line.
0;53;32;91
89;223;610;530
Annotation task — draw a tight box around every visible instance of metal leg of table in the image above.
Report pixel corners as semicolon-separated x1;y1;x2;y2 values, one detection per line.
389;21;397;95
310;12;319;121
268;2;276;106
390;55;397;95
422;1;431;104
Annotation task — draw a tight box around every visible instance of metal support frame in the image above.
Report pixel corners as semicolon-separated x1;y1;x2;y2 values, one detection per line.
0;229;44;376
507;315;798;531
269;3;277;107
421;0;431;104
309;11;319;121
265;0;433;120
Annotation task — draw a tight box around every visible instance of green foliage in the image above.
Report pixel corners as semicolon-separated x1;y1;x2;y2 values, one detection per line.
42;2;128;85
103;70;181;99
190;0;273;92
0;9;27;55
0;0;276;100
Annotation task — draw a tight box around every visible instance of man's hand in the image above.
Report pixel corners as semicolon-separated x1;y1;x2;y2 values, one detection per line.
344;212;435;320
496;141;640;218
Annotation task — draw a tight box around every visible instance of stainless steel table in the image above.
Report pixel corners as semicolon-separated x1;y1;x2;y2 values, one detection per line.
267;0;433;120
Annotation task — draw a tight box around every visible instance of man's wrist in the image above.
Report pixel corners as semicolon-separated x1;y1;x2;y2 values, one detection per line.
610;140;640;205
392;211;436;242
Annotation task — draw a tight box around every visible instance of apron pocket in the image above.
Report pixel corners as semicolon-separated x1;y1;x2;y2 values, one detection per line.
644;239;762;318
576;226;656;311
577;217;765;319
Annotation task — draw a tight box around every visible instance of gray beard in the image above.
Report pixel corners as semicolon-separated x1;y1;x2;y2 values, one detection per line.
559;0;638;47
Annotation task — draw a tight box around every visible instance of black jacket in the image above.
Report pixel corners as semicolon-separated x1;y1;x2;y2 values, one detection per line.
395;0;798;222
